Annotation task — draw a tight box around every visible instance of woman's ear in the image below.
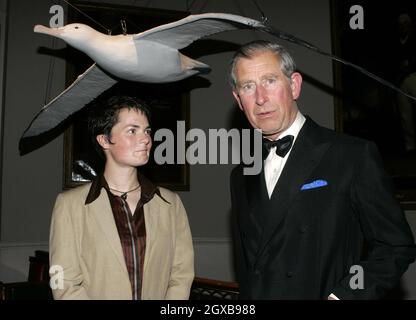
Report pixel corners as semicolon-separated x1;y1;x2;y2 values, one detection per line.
96;134;110;150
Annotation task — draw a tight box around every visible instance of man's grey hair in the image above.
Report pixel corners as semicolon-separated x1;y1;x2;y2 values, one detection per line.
229;40;297;89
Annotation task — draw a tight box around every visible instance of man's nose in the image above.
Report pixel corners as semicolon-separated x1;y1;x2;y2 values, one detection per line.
255;84;268;105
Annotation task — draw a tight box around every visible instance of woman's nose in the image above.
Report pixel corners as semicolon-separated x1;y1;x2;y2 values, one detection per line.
139;133;151;145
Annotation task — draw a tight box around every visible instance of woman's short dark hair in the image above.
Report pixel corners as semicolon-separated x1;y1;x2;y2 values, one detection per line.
88;95;151;158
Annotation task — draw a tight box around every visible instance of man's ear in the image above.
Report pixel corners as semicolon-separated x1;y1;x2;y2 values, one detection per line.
232;90;244;111
290;72;302;100
96;134;110;150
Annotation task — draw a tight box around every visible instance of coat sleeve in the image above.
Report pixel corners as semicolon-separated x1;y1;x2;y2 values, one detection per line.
49;193;90;300
332;141;416;299
165;193;194;299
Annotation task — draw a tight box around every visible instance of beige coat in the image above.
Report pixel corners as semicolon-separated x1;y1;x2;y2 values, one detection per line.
49;183;194;300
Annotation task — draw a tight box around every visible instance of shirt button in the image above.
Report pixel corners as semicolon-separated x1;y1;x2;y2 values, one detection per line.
299;226;308;234
254;269;261;275
286;271;294;278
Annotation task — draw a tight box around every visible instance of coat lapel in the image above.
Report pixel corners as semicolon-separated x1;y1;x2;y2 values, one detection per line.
245;167;267;214
88;191;128;273
239;169;267;267
255;117;334;259
142;194;160;275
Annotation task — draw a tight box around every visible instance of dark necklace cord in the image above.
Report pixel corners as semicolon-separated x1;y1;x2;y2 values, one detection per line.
109;185;141;200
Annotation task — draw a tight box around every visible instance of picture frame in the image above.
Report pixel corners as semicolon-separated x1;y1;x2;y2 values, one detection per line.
63;1;191;190
330;0;416;209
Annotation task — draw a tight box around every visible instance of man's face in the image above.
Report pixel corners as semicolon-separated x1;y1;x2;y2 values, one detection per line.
232;50;302;140
98;108;152;168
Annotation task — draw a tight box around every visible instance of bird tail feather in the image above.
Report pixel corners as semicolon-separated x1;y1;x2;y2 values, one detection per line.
180;53;210;73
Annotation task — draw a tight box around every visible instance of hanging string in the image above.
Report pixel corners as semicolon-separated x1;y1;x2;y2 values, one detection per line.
250;0;268;23
43;0;112;104
186;0;197;11
44;37;57;105
63;0;112;34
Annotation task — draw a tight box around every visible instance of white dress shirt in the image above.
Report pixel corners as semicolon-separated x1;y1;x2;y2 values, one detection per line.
264;111;306;198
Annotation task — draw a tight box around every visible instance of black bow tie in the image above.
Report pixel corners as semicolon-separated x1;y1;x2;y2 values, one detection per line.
262;135;294;159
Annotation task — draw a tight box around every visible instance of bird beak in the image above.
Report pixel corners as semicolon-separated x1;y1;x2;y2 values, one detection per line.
34;25;64;37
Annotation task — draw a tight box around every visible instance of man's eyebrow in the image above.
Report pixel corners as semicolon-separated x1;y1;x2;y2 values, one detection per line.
237;79;255;86
237;74;279;85
260;73;279;79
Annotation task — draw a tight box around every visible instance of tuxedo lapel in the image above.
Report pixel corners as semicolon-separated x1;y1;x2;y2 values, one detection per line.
233;167;266;268
245;167;267;214
88;191;128;273
255;118;334;259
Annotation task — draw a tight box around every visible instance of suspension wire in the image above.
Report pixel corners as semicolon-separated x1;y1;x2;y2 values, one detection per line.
186;0;198;11
63;0;112;34
44;37;57;105
43;0;112;104
44;0;61;104
250;0;268;23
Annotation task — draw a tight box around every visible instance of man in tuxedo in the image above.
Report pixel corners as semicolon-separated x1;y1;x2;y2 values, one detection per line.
229;40;416;299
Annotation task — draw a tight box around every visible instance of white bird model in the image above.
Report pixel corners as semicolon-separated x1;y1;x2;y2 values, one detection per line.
21;12;416;145
34;21;214;83
21;13;264;140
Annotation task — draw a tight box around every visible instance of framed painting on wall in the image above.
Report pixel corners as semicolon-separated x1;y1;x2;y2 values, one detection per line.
331;0;416;208
63;1;191;190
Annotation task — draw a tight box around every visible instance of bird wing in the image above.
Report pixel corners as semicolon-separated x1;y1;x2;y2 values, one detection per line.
133;12;264;49
21;63;118;139
134;12;416;102
258;24;416;102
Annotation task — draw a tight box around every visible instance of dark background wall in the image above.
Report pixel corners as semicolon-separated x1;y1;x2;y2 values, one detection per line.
0;0;415;298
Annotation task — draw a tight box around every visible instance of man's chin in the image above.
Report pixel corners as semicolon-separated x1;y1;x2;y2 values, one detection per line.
259;126;280;136
262;130;279;137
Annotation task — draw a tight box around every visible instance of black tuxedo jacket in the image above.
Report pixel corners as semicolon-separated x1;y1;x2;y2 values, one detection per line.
231;117;416;299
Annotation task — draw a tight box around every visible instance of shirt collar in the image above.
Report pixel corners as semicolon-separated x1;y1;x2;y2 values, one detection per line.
85;171;165;205
270;110;306;142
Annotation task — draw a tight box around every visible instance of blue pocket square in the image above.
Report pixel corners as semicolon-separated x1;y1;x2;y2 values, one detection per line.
301;180;328;190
